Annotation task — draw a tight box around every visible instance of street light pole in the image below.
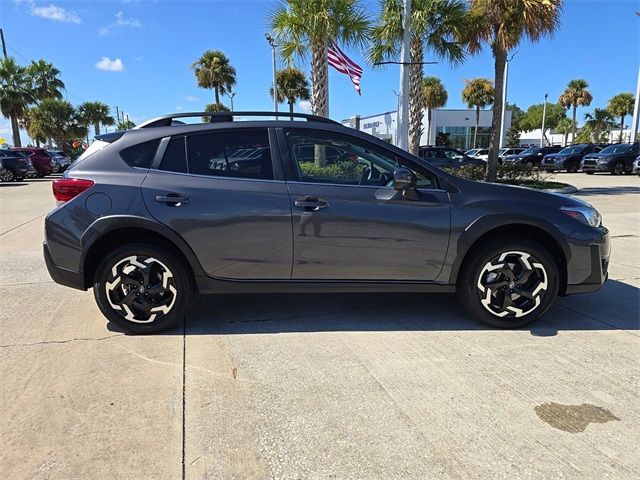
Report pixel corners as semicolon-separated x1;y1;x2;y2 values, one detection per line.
499;51;517;149
630;65;640;143
265;33;278;113
228;91;236;112
397;0;411;151
540;93;548;147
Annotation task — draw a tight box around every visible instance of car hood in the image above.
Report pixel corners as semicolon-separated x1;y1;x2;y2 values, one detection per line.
583;152;610;159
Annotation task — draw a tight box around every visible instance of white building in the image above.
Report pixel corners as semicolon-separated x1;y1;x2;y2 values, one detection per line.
519;128;637;147
342;108;512;150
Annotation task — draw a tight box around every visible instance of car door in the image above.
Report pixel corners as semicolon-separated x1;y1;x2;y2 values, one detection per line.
140;128;293;279
279;128;451;281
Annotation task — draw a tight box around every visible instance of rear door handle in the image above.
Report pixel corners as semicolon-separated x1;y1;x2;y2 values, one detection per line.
294;196;328;211
155;194;190;206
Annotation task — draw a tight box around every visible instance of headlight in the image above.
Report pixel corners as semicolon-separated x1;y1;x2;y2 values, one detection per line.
598;157;610;163
561;206;602;227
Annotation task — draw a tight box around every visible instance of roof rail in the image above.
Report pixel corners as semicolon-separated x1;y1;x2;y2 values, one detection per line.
135;111;339;129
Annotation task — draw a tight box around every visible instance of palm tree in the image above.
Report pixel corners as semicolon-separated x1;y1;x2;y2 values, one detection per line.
202;102;230;122
461;78;494;148
558;79;592;145
78;101;115;137
584;108;616;143
116;119;136;130
465;0;563;182
29;99;86;153
27;59;65;101
607;93;635;142
555;117;572;146
422;76;448;144
270;0;369;118
368;0;467;155
270;67;311;119
191;50;237;105
0;57;35;147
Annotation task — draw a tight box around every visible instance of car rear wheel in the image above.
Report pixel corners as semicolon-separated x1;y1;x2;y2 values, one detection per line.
567;162;579;173
94;243;195;334
612;161;625;175
457;236;559;329
586;171;595;175
0;168;15;182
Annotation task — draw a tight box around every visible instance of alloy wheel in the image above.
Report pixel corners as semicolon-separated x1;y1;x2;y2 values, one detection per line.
105;255;177;323
0;169;15;182
613;162;625;175
476;251;548;318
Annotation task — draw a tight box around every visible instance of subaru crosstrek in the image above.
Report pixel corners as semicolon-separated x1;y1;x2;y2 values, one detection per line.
44;112;610;334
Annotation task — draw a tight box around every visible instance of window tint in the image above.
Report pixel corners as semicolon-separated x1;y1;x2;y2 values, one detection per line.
120;139;160;168
187;130;273;180
160;136;187;173
286;130;435;188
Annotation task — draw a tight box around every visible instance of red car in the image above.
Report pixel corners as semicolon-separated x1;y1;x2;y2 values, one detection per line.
11;148;56;177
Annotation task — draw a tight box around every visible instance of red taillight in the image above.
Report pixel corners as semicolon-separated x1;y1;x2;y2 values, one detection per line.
52;178;94;202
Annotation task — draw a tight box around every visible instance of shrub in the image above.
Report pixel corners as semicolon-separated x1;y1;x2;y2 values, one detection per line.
442;164;551;184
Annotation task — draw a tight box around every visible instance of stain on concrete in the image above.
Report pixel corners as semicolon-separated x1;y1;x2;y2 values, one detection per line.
535;402;620;433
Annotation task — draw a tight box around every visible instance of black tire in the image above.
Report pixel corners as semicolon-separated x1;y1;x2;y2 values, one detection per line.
525;161;534;168
93;243;195;334
612;161;625;175
0;168;15;182
567;162;579;173
586;171;595;175
457;236;559;329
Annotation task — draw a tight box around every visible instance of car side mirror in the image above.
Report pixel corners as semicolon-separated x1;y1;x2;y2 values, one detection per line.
393;168;416;190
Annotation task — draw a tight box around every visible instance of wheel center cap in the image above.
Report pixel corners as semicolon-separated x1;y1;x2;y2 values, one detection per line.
139;286;145;293
509;282;515;289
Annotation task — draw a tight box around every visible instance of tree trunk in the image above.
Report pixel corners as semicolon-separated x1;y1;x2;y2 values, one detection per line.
473;107;479;148
310;41;328;117
620;115;625;142
408;36;424;156
215;87;220;106
95;123;101;137
427;108;432;145
486;45;506;182
10;113;22;148
571;105;577;144
289;98;294;121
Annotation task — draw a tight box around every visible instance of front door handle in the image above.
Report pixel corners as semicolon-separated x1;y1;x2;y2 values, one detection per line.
155;194;190;206
294;196;328;211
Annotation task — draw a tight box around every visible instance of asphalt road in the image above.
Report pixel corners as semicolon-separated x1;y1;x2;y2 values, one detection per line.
1;173;638;479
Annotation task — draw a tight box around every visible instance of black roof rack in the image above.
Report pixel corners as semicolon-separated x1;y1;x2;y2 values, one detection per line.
135;111;339;129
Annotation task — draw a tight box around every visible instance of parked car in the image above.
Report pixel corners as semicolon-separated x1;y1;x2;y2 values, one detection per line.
44;111;609;334
418;146;486;167
634;155;640;176
10;147;55;177
48;150;72;172
581;143;639;175
503;145;563;167
467;148;489;160
0;149;37;181
541;144;604;173
498;147;525;164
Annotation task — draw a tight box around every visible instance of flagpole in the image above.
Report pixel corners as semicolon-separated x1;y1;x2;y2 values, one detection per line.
265;33;278;113
397;0;411;151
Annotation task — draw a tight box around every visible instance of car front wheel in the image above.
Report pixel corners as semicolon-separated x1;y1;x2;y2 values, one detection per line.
458;237;559;329
93;243;195;334
0;168;15;182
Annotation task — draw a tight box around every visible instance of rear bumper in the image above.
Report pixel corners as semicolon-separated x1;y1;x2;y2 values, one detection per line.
44;241;86;290
563;225;610;295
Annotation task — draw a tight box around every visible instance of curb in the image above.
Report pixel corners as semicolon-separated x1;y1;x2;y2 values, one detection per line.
543;185;578;194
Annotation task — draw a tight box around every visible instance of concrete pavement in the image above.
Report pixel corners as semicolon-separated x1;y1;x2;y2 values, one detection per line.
1;173;638;479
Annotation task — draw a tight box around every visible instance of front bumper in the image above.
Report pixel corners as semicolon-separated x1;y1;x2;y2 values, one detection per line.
581;162;610;172
563;225;610;295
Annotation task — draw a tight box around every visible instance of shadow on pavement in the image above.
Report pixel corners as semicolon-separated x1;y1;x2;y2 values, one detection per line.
108;279;638;336
0;182;28;187
574;186;640;196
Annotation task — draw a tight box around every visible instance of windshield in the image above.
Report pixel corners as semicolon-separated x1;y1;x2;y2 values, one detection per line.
520;147;540;155
600;144;630;154
559;145;585;154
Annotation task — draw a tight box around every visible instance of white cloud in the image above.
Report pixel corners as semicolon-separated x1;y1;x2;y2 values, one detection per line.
299;100;312;113
95;57;124;72
19;1;81;24
176;106;183;111
99;11;141;36
181;95;200;102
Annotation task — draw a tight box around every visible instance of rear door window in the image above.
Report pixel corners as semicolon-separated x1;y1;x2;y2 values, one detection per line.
187;129;273;180
159;136;187;173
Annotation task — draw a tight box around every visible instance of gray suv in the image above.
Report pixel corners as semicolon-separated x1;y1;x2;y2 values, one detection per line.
44;112;610;333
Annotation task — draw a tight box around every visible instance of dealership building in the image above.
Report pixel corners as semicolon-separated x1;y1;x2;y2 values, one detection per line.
341;108;512;149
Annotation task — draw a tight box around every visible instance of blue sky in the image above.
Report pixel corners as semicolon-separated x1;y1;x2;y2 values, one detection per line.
1;0;638;144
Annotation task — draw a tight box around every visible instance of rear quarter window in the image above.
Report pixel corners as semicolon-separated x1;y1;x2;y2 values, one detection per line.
120;139;160;168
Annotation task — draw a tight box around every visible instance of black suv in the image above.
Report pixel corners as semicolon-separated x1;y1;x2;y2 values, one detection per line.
581;143;639;175
418;146;485;168
0;149;37;181
44;112;609;334
503;145;563;167
541;144;604;173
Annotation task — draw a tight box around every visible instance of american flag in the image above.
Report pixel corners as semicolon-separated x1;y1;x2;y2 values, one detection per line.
327;41;363;95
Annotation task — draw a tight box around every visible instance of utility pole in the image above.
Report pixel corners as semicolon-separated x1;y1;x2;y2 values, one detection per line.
499;51;517;149
228;91;236;112
540;93;548;147
630;65;640;143
397;0;411;151
265;33;278;113
0;29;7;59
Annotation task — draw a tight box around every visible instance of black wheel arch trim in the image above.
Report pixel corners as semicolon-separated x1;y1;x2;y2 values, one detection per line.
448;214;572;285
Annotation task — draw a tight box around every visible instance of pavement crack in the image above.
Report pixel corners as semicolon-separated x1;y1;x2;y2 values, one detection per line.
0;334;122;348
0;214;46;237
